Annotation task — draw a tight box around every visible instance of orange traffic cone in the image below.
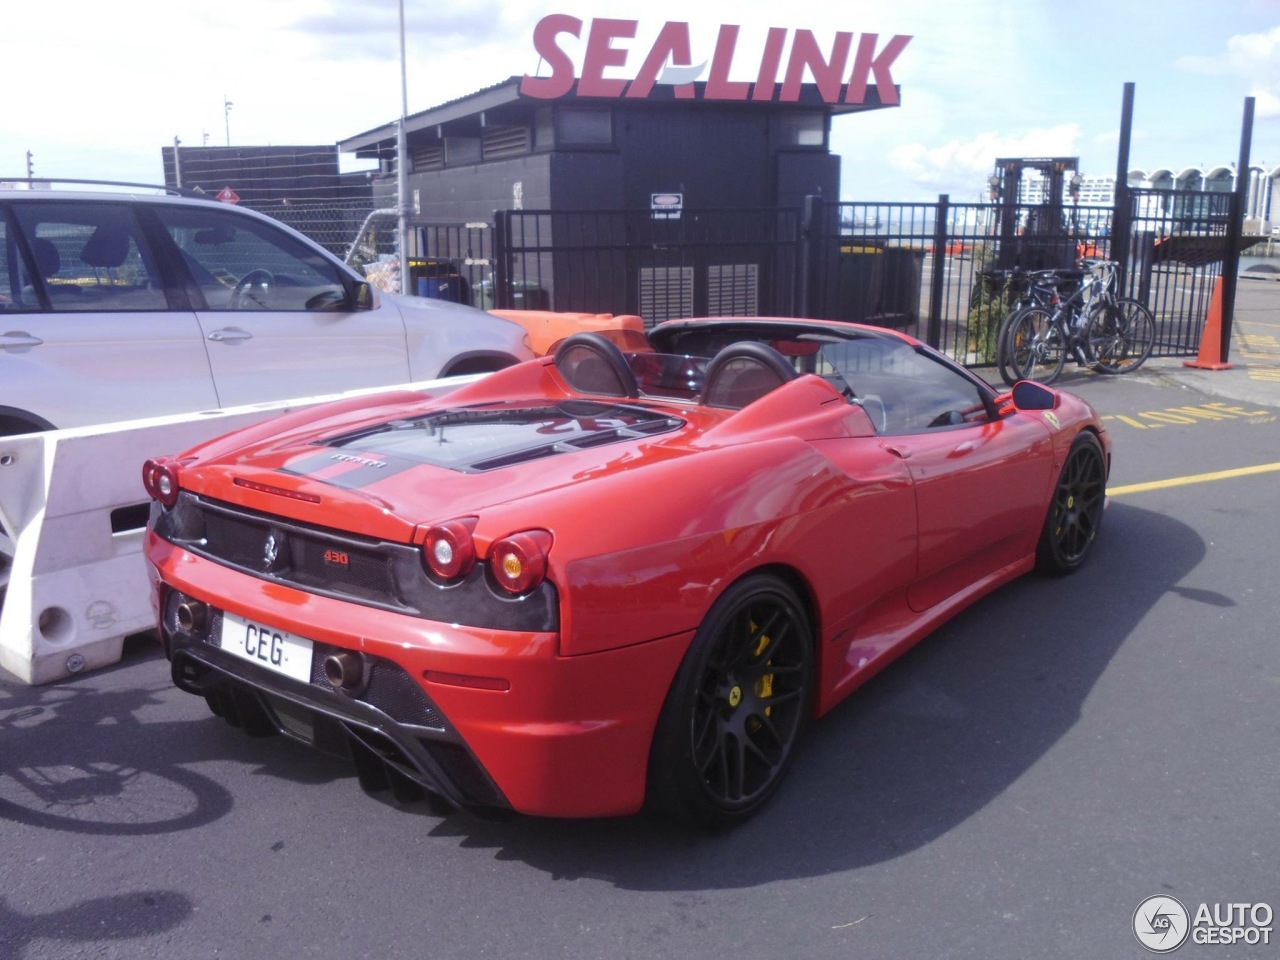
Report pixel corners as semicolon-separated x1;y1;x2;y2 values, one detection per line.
1184;275;1233;370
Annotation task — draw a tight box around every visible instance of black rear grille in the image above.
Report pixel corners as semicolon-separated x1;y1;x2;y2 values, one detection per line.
172;594;446;731
153;492;559;632
202;507;399;605
308;641;445;729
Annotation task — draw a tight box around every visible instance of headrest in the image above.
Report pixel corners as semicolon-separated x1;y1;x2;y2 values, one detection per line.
81;226;131;269
553;332;640;398
30;237;60;277
701;341;799;409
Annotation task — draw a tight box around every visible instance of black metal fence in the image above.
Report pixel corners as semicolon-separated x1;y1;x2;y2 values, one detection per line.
259;190;1246;367
491;208;801;323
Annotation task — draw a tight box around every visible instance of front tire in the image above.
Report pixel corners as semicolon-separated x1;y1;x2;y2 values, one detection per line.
647;574;813;830
1007;306;1066;384
1036;432;1107;575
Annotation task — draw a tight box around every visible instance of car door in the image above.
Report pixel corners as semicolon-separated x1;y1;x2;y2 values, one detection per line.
823;335;1057;612
872;348;1055;611
149;203;410;408
1;200;218;431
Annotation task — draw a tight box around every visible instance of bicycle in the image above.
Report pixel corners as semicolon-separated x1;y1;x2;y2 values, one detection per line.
997;259;1156;386
992;267;1085;385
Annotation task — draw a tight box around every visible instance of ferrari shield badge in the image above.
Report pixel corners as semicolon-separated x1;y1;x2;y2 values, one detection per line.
1042;411;1061;430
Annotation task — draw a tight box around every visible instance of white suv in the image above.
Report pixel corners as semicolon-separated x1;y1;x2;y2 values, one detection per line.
0;182;534;436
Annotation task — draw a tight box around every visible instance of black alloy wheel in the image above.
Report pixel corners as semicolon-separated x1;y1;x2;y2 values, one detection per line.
648;574;813;830
1036;431;1107;575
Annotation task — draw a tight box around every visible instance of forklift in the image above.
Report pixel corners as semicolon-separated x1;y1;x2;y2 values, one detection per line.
987;156;1082;272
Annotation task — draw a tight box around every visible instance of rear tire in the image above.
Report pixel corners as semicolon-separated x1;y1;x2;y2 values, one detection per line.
1035;432;1107;575
1086;298;1155;374
647;574;813;830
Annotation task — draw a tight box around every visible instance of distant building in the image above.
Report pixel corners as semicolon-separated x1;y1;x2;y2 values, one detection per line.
1002;164;1280;233
160;145;374;206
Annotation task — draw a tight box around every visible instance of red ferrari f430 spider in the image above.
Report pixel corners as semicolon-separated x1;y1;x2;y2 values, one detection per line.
142;318;1110;828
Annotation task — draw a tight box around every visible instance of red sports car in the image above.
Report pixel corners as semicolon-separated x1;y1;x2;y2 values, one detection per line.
142;318;1110;828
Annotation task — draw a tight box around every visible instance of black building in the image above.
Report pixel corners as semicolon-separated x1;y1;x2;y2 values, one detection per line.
335;76;895;319
338;76;892;219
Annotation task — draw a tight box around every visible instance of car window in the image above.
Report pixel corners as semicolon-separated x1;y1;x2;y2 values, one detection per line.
0;214;17;310
153;206;348;312
817;337;991;435
8;202;167;312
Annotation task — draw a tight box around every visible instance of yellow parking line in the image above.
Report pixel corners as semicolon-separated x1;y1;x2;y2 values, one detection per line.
1109;461;1280;496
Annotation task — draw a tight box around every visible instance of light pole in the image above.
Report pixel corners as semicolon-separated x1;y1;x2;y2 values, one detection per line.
224;97;233;147
173;136;183;188
397;0;410;295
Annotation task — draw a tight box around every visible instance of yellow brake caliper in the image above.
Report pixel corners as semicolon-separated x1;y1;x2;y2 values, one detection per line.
751;621;774;716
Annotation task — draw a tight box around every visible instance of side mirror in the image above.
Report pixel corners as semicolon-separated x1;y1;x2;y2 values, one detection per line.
1011;380;1059;411
352;280;379;311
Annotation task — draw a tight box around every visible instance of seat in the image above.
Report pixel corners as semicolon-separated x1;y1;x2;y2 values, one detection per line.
24;237;81;305
700;341;798;409
80;225;132;285
553;332;640;398
30;237;62;279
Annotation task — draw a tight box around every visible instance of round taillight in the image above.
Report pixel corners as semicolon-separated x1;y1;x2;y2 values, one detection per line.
141;459;161;498
422;519;477;580
489;530;552;595
143;457;181;508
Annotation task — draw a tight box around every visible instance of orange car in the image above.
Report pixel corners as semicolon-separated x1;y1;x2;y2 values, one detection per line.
488;309;646;356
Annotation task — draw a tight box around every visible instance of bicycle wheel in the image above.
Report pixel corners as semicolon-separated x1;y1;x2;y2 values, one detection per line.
1006;306;1066;384
995;309;1025;386
1086;297;1155;374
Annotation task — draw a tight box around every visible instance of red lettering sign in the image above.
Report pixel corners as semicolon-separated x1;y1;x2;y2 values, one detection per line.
520;17;911;106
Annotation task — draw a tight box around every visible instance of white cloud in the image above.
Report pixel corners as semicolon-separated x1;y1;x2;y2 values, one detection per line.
1177;26;1280;117
885;125;1081;196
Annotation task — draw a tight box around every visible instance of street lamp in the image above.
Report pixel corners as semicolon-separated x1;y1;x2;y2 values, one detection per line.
224;97;233;147
397;0;410;295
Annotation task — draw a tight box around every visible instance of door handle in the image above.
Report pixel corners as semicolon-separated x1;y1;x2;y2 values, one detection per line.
207;328;253;343
884;445;912;460
0;331;44;349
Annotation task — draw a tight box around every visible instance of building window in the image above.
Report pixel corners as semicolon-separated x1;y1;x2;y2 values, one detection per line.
483;126;532;160
412;144;443;171
779;113;825;148
557;108;613;146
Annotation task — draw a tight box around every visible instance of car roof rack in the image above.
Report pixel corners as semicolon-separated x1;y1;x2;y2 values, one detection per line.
0;177;216;200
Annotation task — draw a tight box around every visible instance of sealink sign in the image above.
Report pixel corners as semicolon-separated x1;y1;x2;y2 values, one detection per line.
520;16;911;106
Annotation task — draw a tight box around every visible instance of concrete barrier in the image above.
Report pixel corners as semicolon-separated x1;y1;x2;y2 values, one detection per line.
0;379;469;685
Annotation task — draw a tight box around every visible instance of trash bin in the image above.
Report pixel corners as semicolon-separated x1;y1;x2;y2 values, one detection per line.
475;279;551;312
833;245;923;328
407;258;471;305
833;244;885;324
878;247;924;328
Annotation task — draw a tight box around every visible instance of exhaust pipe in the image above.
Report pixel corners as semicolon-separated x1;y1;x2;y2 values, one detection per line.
323;651;365;691
176;599;209;634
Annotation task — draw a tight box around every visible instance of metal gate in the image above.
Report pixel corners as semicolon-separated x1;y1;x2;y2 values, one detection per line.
490;207;801;326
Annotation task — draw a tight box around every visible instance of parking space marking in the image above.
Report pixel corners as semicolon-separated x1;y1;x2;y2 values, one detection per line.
1100;401;1275;430
1109;461;1280;497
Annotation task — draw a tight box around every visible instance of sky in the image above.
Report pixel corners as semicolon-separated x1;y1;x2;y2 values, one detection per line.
2;0;1279;203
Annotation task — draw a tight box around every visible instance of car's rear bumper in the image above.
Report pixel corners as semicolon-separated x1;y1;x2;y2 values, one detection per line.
146;533;692;818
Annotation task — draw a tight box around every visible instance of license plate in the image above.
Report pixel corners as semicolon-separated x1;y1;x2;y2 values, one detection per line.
219;611;314;683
